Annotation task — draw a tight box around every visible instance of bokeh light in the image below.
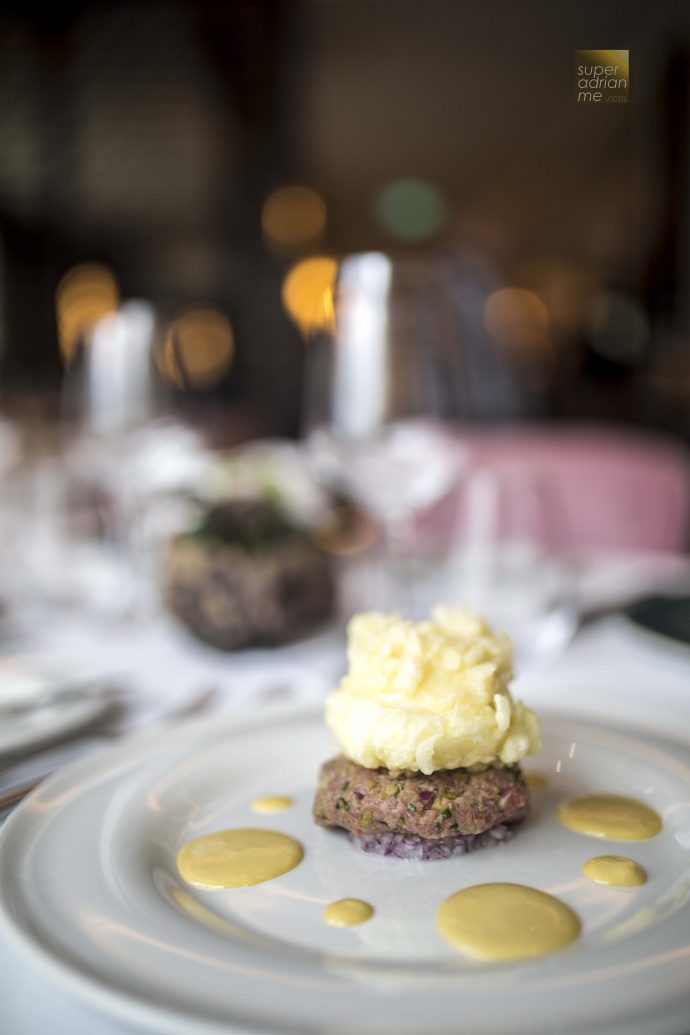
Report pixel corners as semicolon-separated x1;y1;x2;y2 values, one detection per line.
55;263;119;364
155;307;234;389
261;185;327;251
484;288;550;352
588;291;649;364
281;256;337;337
515;260;596;333
373;178;449;241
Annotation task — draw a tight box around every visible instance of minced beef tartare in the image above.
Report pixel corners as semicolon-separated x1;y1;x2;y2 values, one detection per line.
313;756;528;860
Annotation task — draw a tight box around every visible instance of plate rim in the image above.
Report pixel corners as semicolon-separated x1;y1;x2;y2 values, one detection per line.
2;699;690;1035
0;703;311;1035
0;689;113;759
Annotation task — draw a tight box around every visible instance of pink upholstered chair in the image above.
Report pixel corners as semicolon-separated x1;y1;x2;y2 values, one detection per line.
438;425;690;554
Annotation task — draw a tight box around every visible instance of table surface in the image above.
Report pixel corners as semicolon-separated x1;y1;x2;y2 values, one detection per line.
2;603;690;1035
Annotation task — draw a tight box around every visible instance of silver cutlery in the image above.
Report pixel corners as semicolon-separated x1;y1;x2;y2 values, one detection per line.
0;678;121;719
0;776;46;811
0;682;221;820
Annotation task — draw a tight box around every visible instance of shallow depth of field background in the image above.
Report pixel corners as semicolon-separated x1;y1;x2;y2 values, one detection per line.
0;0;688;444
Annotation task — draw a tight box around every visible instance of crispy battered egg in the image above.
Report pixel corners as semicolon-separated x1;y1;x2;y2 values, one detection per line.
325;607;541;775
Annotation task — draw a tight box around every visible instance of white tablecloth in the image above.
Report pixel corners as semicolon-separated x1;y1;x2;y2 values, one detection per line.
2;608;690;1035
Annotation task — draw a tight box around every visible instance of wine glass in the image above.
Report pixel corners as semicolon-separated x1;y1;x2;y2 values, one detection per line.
54;300;203;618
438;464;577;667
302;252;467;610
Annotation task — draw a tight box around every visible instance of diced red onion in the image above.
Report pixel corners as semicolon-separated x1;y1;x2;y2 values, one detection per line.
350;823;513;860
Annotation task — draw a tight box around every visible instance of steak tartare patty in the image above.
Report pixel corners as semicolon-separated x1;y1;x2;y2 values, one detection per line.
313;756;528;858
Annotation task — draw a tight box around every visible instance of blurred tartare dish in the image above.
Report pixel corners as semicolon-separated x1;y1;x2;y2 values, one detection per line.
166;498;334;650
313;608;541;859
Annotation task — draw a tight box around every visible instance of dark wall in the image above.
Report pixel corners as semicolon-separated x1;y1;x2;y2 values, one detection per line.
0;0;688;436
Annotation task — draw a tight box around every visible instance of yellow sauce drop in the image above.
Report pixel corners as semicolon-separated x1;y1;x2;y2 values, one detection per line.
177;828;303;889
525;772;548;790
436;883;580;961
583;855;647;888
250;795;294;814
323;898;374;927
557;795;662;841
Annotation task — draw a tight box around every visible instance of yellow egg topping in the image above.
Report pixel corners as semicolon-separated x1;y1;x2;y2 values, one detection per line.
325;607;541;774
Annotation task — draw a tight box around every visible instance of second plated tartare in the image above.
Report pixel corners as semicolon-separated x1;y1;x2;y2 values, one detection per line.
313;607;541;859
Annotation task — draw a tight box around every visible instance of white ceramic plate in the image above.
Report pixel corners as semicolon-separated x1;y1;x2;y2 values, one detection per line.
0;696;112;757
0;704;689;1035
0;661;113;758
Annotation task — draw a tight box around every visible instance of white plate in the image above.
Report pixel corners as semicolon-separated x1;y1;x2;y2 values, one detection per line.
0;704;689;1035
0;694;110;758
0;660;113;758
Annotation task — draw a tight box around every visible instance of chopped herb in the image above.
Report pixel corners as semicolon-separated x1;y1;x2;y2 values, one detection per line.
341;781;350;791
407;803;417;814
440;808;452;819
191;499;299;552
336;797;350;812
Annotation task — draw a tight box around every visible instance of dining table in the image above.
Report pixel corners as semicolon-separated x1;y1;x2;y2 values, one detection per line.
2;552;690;1035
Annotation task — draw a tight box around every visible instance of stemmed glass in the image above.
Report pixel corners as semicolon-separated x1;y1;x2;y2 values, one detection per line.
21;299;200;619
302;252;467;611
441;464;577;666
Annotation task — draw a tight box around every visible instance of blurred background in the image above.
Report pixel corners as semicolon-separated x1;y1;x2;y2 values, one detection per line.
0;0;689;686
2;0;690;854
0;0;688;436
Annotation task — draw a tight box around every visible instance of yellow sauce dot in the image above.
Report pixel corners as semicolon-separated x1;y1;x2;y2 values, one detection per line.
177;828;303;889
250;795;294;814
583;855;647;888
436;883;580;961
525;772;548;790
323;898;374;927
557;795;662;841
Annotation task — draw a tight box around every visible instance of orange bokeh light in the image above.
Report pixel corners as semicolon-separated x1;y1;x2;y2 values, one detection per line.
281;256;337;337
156;307;234;388
56;263;119;363
261;185;327;251
484;288;550;352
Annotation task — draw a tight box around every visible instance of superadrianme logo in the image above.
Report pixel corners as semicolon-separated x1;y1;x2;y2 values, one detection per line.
576;50;629;104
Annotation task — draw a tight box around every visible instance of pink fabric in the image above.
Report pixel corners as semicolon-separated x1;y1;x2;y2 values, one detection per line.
437;425;690;554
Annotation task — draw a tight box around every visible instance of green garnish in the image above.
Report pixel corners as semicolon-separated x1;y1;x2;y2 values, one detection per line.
190;500;301;552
